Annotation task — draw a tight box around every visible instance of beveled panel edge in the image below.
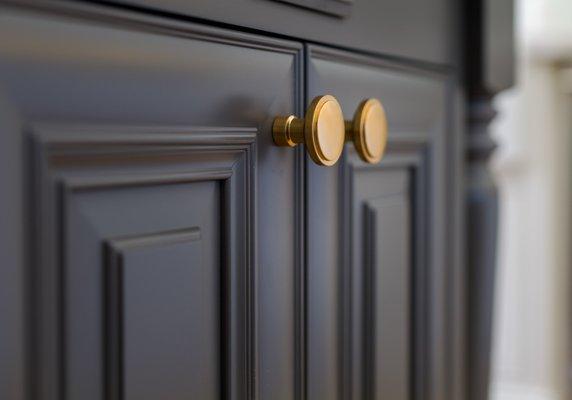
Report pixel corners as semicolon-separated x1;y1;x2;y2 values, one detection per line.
218;126;256;400
362;193;411;400
362;200;376;400
106;227;202;250
34;124;257;149
64;169;233;192
103;227;203;400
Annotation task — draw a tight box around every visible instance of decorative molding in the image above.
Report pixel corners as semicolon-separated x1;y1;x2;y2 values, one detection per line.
467;95;498;162
465;92;501;400
31;123;256;400
363;200;376;400
463;0;514;399
34;125;256;160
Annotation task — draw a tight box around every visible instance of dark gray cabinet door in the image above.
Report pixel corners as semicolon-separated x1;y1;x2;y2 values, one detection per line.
306;45;461;400
0;3;465;400
0;3;303;400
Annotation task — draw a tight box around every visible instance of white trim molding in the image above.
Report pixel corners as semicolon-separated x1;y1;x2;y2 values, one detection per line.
491;382;560;400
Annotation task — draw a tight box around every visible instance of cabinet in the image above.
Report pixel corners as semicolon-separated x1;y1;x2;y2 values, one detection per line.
0;1;510;400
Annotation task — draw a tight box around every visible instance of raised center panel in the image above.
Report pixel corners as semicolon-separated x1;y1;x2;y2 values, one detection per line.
106;228;216;400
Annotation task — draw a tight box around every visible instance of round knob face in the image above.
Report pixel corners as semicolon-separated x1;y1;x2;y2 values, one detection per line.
353;98;388;164
305;95;345;166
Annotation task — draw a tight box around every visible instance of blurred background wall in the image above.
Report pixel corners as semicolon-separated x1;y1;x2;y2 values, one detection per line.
490;0;572;399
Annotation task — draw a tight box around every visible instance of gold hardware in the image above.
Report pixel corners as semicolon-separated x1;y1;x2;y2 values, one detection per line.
273;95;345;166
345;98;388;164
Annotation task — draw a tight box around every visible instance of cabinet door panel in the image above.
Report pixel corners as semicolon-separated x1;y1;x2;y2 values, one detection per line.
307;45;454;400
361;172;410;400
67;182;220;400
112;230;216;400
34;126;254;400
0;4;303;400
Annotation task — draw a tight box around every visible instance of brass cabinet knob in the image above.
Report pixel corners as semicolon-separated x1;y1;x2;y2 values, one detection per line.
345;98;388;164
273;95;345;166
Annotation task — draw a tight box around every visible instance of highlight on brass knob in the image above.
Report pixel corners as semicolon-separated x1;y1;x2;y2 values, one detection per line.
345;98;388;164
273;95;345;166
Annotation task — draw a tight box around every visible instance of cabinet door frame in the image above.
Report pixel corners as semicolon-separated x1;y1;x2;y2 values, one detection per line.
30;124;256;400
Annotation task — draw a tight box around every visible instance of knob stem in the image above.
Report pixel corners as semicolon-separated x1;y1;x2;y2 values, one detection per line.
344;120;354;141
273;115;305;147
